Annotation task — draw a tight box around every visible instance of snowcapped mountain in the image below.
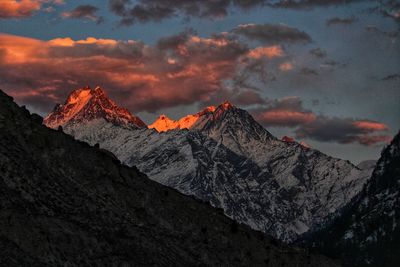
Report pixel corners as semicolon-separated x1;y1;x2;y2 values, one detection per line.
1;89;339;266
44;86;145;129
44;87;374;242
148;105;216;132
300;132;400;266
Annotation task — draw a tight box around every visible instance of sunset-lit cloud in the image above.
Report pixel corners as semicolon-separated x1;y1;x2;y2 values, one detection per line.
279;62;294;71
253;97;316;127
257;110;316;126
353;120;389;131
0;31;286;112
252;96;391;146
0;0;63;19
295;116;391;146
248;46;284;59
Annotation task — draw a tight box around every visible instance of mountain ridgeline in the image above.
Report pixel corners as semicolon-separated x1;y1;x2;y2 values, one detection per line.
0;89;338;266
299;131;400;266
44;86;374;242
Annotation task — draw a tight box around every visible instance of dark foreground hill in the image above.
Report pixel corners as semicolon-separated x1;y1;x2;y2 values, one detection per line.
0;89;337;266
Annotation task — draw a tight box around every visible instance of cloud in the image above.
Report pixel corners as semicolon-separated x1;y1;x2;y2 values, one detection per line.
309;48;327;58
247;45;284;59
252;96;391;146
357;135;393;146
279;62;294;71
267;0;361;10
107;0;366;25
326;16;357;26
366;25;399;40
253;97;316;127
233;89;266;105
108;0;268;25
0;32;284;113
233;23;312;44
381;74;400;81
295;116;391;146
0;0;63;19
61;4;104;24
201;87;267;107
300;67;318;76
370;0;400;23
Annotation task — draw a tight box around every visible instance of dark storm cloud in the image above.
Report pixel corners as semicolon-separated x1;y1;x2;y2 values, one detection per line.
232;23;312;44
62;5;104;24
326;16;357;26
309;48;327;58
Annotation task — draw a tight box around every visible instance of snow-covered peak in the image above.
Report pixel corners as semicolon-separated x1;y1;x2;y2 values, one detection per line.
44;86;146;129
149;105;217;132
148;114;179;132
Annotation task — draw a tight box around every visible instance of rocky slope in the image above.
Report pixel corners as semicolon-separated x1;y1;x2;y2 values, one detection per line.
0;89;340;266
299;132;400;267
44;86;374;242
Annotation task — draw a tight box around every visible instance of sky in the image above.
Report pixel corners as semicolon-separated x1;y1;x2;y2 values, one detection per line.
0;0;399;164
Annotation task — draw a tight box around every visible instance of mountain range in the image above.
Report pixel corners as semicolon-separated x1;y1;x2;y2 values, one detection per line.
299;130;400;266
44;86;375;242
0;88;337;266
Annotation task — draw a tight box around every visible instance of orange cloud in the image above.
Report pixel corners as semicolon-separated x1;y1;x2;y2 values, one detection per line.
0;0;62;18
0;32;273;113
252;96;390;147
279;62;294;71
358;135;392;146
353;120;388;131
257;110;316;127
248;46;284;59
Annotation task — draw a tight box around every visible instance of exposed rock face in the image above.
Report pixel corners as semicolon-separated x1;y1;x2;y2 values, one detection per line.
300;132;400;267
0;89;338;266
44;87;374;242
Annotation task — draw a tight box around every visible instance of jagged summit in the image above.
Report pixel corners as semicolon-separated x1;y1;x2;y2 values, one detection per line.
44;86;146;129
149;104;219;132
148;114;179;132
149;100;254;134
